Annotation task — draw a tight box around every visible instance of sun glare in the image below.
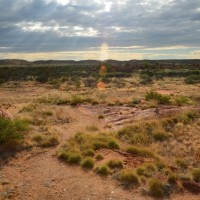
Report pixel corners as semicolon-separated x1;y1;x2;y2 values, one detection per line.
100;43;109;61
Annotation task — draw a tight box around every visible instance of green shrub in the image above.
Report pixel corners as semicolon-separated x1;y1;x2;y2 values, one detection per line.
107;159;123;169
67;153;82;165
175;159;188;169
145;91;171;105
96;165;109;176
0;118;29;149
108;140;120;149
126;146;155;158
95;154;104;161
185;75;200;84
136;167;145;176
81;157;95;169
167;174;178;184
41;111;53;116
191;168;200;183
174;96;190;106
148;178;164;198
83;149;95;157
40;136;60;148
32;134;43;143
118;170;139;185
153;132;168;142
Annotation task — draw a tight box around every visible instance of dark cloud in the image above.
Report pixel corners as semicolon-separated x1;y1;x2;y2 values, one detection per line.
0;0;199;58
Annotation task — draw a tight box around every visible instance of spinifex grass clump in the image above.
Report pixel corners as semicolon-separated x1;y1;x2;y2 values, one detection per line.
0;117;29;150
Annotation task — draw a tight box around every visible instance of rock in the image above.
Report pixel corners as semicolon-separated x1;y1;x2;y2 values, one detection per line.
182;180;200;194
0;109;13;119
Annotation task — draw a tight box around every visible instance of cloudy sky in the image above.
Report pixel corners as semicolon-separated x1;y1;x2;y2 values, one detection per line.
0;0;200;60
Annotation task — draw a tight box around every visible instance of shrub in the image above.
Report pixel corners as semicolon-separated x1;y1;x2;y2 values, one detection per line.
126;146;155;158
83;149;95;157
185;75;200;84
145;91;171;105
98;115;104;119
96;165;109;176
148;178;164;198
95;154;104;161
107;159;123;169
191;168;200;183
153;132;168;142
175;159;188;169
167;174;178;184
86;125;99;132
40;136;60;148
136;167;145;176
118;170;139;185
174;96;190;106
0;118;29;150
41;111;53;116
81;157;95;169
67;153;82;165
32;134;43;143
108;140;120;150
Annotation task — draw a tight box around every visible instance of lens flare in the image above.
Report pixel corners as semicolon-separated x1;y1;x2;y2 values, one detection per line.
100;43;109;61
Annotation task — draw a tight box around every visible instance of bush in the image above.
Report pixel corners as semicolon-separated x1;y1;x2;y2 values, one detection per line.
81;157;95;169
96;165;109;176
167;174;178;184
118;170;139;185
148;178;164;198
174;96;190;106
153;132;168;142
32;134;43;143
0;118;29;150
107;159;123;169
40;136;60;148
145;91;171;105
191;168;200;183
108;140;120;149
83;149;95;157
126;146;155;158
185;75;200;84
175;159;188;169
67;153;82;165
98;115;104;119
95;154;104;161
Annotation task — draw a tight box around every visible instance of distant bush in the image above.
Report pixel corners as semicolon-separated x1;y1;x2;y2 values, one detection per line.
191;168;200;183
126;146;155;158
0;118;29;150
140;74;153;85
83;149;95;157
81;157;95;169
107;159;123;169
145;91;171;104
36;75;48;83
148;178;164;198
117;170;139;186
153;132;168;142
175;159;188;169
96;165;109;176
58;151;82;165
95;154;104;161
174;96;191;106
40;135;60;148
185;75;200;84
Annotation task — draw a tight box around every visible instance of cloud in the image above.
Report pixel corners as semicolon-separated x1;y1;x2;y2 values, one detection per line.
0;0;199;60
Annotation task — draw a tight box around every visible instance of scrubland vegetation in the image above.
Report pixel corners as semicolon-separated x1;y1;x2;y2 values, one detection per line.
0;60;200;199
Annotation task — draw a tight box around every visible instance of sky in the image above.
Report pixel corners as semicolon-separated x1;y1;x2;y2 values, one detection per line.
0;0;200;61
